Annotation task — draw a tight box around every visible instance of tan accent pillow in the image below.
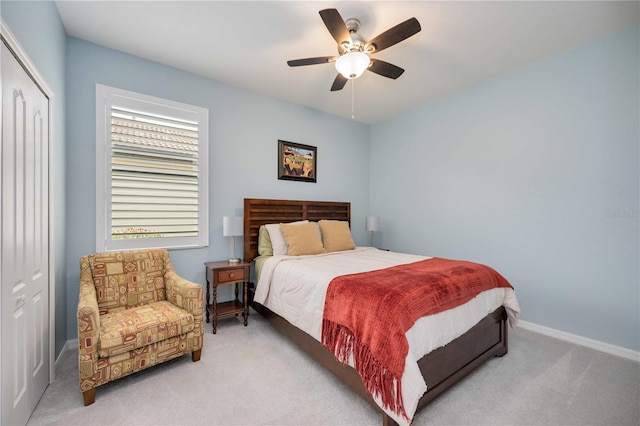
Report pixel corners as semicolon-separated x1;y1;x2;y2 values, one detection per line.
319;220;356;252
265;220;308;255
280;222;326;256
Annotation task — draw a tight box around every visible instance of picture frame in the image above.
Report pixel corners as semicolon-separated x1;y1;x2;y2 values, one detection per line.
278;140;317;183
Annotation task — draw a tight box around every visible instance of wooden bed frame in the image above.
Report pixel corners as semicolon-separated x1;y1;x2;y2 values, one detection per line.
243;198;508;426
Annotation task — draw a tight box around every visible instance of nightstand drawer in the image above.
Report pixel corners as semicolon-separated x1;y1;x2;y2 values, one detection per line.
217;268;245;283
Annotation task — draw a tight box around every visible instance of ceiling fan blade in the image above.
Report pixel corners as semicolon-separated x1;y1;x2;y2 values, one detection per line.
330;74;348;91
319;9;351;45
368;59;405;79
366;17;421;53
287;56;336;67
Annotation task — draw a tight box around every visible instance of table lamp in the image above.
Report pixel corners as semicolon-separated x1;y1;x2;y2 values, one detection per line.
223;216;243;263
365;216;380;247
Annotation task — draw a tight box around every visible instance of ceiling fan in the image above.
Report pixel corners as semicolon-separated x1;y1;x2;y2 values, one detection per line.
287;8;421;91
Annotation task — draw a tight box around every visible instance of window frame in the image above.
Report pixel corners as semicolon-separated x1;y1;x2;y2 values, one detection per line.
96;84;209;252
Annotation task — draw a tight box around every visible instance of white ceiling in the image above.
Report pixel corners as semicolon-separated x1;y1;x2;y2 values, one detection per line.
55;1;639;124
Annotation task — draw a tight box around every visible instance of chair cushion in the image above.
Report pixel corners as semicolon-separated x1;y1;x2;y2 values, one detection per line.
98;301;195;357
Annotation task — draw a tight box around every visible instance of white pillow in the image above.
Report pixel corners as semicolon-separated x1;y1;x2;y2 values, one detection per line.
265;220;308;255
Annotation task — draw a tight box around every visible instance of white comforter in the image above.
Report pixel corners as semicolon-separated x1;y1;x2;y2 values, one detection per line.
254;247;520;426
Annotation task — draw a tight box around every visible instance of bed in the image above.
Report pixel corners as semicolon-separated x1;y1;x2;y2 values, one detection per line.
243;198;519;426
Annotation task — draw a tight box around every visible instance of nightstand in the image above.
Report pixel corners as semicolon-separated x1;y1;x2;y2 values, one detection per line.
204;260;250;334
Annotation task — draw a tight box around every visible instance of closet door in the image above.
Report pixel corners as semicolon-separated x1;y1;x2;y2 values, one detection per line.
1;40;50;426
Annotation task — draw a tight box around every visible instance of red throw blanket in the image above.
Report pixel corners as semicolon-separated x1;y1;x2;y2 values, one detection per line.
321;257;513;420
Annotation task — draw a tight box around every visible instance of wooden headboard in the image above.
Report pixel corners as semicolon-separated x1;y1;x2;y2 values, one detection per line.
243;198;351;262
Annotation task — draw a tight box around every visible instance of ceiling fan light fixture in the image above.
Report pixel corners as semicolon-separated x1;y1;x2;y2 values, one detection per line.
335;51;370;79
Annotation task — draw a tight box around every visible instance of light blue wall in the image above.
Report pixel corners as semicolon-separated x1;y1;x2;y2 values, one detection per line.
1;0;68;358
370;25;640;351
65;37;370;338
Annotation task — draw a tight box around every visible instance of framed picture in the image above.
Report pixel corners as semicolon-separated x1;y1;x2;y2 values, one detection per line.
278;140;317;183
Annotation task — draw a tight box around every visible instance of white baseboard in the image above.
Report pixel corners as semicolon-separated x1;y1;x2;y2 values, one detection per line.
54;339;78;375
517;320;639;362
54;340;69;379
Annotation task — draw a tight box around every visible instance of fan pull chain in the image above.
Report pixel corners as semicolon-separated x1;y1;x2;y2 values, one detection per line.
351;78;355;120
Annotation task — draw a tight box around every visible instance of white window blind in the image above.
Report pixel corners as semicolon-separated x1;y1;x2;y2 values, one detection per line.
96;85;208;251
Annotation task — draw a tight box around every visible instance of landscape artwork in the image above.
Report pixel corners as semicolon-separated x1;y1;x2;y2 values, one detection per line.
278;140;317;183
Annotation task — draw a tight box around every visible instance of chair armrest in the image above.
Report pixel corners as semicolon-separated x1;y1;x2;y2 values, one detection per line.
163;254;204;352
164;270;204;317
78;257;101;391
78;260;100;349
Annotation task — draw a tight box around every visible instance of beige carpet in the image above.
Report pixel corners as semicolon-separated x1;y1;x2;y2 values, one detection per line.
28;308;639;425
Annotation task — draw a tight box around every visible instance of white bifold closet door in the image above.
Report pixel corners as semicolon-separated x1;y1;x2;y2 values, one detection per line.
1;39;50;426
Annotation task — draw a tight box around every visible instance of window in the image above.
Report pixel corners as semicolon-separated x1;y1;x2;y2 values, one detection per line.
96;85;208;251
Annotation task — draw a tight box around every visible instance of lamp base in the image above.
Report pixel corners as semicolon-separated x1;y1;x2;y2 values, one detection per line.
228;258;241;264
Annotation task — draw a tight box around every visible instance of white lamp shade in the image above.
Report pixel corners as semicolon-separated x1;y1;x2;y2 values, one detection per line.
223;216;243;237
365;216;380;232
335;51;370;79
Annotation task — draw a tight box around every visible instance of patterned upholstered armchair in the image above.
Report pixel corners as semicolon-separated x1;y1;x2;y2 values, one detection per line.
77;249;203;406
